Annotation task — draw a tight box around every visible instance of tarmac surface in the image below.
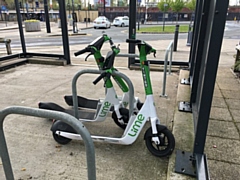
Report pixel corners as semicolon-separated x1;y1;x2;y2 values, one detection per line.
0;21;240;180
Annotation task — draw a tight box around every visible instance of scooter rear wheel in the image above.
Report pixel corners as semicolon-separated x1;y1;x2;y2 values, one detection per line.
145;125;175;157
52;131;72;145
112;108;129;129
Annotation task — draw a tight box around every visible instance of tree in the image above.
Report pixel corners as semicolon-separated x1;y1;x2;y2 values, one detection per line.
170;0;185;23
186;0;196;11
186;0;196;24
157;0;171;12
4;0;15;9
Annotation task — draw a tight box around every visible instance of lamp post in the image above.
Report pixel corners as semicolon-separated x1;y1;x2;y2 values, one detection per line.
145;0;148;24
78;4;81;22
71;0;77;33
163;3;168;31
67;1;70;18
137;1;141;30
103;0;106;16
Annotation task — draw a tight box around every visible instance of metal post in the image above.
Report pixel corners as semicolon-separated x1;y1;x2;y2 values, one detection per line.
5;39;12;55
44;0;51;33
160;50;168;97
71;0;76;33
59;0;71;64
4;12;7;27
85;10;88;27
103;0;106;16
168;41;173;75
15;0;27;56
88;4;90;23
128;0;137;68
68;0;70;18
26;2;29;19
163;4;168;31
137;3;140;30
173;24;179;51
163;11;165;31
78;4;80;22
160;41;173;97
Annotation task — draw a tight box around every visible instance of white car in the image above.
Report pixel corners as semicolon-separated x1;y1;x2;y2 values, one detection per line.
113;16;129;27
93;16;111;29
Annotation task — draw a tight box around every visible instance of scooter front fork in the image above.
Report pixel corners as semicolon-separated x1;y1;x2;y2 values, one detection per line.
114;104;125;124
150;117;161;145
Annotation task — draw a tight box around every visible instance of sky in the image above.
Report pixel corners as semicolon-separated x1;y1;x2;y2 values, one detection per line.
230;0;238;5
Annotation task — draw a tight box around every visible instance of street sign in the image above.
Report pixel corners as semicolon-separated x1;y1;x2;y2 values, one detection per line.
1;5;6;11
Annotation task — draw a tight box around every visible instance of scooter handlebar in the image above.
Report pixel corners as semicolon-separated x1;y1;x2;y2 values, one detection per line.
74;48;89;56
126;39;142;44
93;72;111;85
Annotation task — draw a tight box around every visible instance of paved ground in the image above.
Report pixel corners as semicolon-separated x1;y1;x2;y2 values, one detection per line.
0;21;240;180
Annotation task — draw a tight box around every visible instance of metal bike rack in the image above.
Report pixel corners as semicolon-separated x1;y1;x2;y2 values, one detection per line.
0;106;96;180
71;69;135;119
160;41;173;97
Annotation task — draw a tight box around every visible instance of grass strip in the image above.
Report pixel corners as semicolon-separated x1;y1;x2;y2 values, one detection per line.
137;25;189;33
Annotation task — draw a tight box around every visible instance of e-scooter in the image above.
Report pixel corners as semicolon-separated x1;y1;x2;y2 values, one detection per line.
39;35;142;130
51;39;175;157
64;34;142;114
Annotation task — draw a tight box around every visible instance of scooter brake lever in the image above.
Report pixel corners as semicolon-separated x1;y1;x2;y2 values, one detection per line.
85;53;93;61
153;52;156;58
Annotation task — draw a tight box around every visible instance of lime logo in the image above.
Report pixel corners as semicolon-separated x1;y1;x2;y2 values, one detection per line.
123;101;128;107
99;101;111;117
128;114;145;137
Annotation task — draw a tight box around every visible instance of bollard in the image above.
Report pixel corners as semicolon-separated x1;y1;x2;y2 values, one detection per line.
186;24;193;46
173;24;179;52
5;39;12;55
0;38;12;55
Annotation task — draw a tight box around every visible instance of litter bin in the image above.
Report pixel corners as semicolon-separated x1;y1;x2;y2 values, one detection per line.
141;18;144;24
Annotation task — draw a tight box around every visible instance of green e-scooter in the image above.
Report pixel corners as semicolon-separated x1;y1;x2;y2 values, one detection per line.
51;39;175;157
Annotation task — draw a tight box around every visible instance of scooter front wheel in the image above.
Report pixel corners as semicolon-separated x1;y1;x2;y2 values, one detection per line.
52;131;72;145
145;125;175;157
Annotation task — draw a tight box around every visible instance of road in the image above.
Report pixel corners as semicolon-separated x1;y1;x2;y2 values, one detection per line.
0;26;188;48
0;21;240;48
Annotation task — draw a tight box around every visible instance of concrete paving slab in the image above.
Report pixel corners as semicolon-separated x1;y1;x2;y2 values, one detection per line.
207;119;239;139
225;98;240;110
211;97;228;108
221;89;240;99
213;87;223;98
205;136;240;163
236;123;240;132
208;160;240;180
217;81;240;90
210;107;232;121
229;109;240;122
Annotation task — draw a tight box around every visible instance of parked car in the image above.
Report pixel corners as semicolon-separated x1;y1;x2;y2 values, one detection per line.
113;16;129;27
93;16;111;29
